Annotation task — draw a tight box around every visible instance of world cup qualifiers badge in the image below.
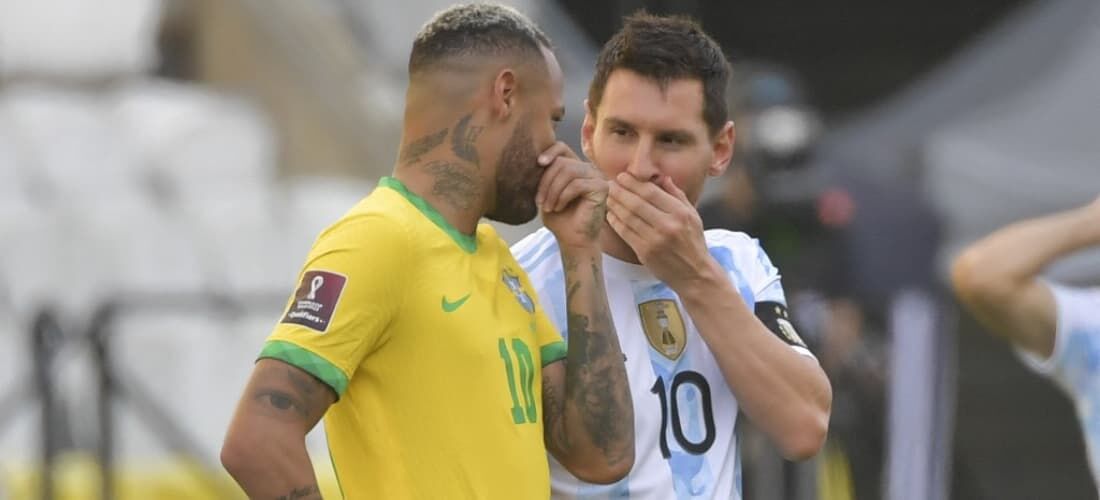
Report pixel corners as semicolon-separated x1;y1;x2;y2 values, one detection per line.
282;270;348;333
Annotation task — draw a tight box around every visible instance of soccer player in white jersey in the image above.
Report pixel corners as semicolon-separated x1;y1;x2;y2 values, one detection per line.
952;195;1100;488
513;13;832;499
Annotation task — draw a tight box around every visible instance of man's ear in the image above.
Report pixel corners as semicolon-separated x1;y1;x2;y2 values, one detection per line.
492;68;518;120
581;99;596;161
709;120;735;177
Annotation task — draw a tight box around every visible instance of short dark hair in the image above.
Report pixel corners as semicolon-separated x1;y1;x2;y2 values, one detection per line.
588;12;732;135
409;3;552;76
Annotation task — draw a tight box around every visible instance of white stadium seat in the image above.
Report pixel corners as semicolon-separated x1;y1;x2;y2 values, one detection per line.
0;86;146;202
149;96;276;202
0;19;316;473
109;312;231;462
112;80;228;161
112;81;275;195
281;175;373;262
61;195;209;309
0;0;164;79
0;208;82;317
176;187;299;297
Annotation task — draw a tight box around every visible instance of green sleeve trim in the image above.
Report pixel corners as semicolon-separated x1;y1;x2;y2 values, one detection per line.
540;341;567;366
258;340;349;397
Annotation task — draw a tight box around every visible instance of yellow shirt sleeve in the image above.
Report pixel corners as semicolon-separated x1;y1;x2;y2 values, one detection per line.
259;213;410;397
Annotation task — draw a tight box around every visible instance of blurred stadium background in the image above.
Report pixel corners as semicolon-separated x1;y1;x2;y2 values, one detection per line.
0;0;1097;499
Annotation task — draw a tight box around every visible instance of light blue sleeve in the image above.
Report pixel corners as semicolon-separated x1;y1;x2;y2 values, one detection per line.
1018;284;1100;396
1016;284;1100;484
745;238;786;305
705;230;786;306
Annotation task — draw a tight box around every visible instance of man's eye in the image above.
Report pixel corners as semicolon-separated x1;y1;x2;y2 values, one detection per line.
258;391;296;411
269;394;293;410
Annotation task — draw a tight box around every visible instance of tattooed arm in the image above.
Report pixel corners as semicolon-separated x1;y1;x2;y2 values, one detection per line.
222;359;334;499
543;249;634;483
538;142;634;483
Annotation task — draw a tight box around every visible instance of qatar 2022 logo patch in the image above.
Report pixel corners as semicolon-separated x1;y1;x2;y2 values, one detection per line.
282;270;347;333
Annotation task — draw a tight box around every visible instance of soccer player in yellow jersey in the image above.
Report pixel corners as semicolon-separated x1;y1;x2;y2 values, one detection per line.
220;4;635;499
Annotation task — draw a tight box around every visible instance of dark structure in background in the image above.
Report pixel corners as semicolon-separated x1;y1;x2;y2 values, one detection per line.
697;62;947;500
558;0;1031;119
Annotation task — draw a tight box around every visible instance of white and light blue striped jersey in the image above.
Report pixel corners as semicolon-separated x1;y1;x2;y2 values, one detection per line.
513;227;812;500
1018;284;1100;488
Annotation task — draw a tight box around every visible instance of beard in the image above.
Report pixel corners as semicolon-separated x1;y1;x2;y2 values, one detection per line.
485;117;542;225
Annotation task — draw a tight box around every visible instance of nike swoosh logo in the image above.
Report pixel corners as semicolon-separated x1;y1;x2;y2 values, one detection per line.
441;293;471;312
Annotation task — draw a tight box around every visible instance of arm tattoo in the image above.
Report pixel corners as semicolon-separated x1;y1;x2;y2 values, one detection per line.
254;388;307;419
285;368;322;410
562;257;632;465
543;369;571;455
399;127;448;164
451;114;483;166
275;484;321;500
424;160;479;211
253;368;330;422
585;199;607;240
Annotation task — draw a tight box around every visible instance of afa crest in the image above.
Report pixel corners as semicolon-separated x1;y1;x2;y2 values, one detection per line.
777;317;805;347
639;299;687;360
502;269;535;313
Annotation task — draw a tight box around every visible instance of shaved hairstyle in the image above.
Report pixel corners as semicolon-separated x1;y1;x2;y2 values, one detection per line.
409;3;553;77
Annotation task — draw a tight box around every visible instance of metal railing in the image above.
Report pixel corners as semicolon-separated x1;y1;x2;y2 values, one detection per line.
87;292;283;500
0;291;283;500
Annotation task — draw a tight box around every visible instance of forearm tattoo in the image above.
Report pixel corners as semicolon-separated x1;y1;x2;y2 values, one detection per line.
561;257;633;465
275;484;321;500
584;197;606;240
543;370;571;455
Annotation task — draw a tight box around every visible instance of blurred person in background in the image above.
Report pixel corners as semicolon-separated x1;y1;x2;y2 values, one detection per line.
221;4;634;499
699;65;946;500
952;195;1100;490
698;65;881;500
514;13;831;499
699;65;843;299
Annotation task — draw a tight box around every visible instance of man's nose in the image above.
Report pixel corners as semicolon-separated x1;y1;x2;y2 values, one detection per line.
626;140;660;182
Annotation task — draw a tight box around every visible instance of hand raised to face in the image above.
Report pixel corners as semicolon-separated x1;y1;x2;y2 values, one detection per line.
606;173;713;289
536;141;609;251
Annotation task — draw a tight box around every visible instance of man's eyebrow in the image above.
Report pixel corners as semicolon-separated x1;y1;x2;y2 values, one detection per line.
604;117;695;141
658;129;696;142
602;117;634;128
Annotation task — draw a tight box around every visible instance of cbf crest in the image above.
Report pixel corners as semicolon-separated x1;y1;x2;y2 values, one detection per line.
502;268;535;313
639;299;687;360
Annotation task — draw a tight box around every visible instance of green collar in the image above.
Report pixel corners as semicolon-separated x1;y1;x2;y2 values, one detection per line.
379;176;477;253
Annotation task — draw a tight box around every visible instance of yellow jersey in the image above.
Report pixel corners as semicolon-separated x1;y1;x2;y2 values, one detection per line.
259;177;566;499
